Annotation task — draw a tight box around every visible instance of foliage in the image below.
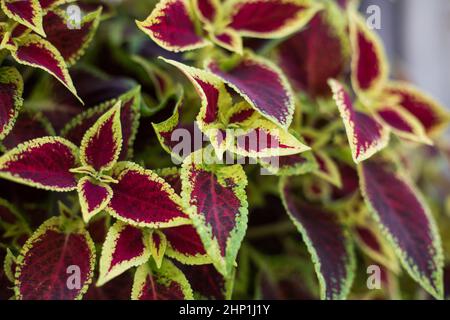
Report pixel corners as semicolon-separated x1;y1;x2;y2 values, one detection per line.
0;0;449;300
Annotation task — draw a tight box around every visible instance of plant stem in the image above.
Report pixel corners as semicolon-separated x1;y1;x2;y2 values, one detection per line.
246;220;296;239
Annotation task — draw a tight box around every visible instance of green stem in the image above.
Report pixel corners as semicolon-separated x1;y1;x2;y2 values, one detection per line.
257;37;287;57
246;220;296;239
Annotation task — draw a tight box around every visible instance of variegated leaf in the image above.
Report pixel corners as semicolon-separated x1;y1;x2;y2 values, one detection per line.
281;176;355;300
194;0;219;24
160;57;232;129
358;159;444;299
11;34;81;102
136;0;210;52
177;263;233;299
209;28;243;54
1;0;45;36
0;137;79;191
61;86;141;161
43;7;102;66
277;2;349;97
77;176;113;223
225;0;322;39
131;259;193;300
259;150;318;176
80;101;122;172
164;224;211;265
106;162;190;228
1;110;54;151
149;230;167;268
206;53;295;129
375;105;432;145
0;67;23;141
181;149;248;276
329;79;389;163
15;217;96;300
97;221;150;286
382;82;450;137
349;10;388;100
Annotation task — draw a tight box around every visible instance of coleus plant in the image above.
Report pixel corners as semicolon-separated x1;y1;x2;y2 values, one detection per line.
1;0;450;301
0;0;103;141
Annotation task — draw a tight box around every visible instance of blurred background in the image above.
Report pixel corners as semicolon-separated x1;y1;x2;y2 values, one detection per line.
361;0;450;108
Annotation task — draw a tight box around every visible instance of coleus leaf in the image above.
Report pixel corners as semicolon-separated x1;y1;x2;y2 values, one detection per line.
85;271;133;300
149;230;167;268
97;221;150;286
106;162;190;228
218;102;310;158
151;88;194;160
193;0;219;24
86;215;108;244
152;104;206;162
349;10;388;100
259;150;318;176
156;167;182;194
136;0;210;52
280;177;355;300
61;86;141;161
9;20;29;38
160;57;234;156
225;0;322;39
0;0;45;36
224;101;257;125
312;151;342;188
382;82;450;137
15;217;96;300
256;127;316;174
77;176;113;223
11;34;82;102
375;105;432;145
358;158;444;299
181;149;248;276
209;28;243;54
43;7;102;67
206;53;295;129
1;110;54;151
0;136;79;191
131;259;193;300
330;162;359;200
277;2;349;97
111;166;207;267
353;224;400;273
0;66;24;141
161;57;232;128
38;0;72;10
80;101;122;172
164;224;211;265
177;263;232;299
231;116;310;158
217;99;310;159
329;79;389;163
0;22;30;50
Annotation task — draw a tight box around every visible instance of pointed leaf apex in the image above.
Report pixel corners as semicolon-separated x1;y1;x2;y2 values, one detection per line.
80;101;123;172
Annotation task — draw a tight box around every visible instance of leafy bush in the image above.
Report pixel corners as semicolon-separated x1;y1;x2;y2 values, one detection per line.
0;0;449;300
